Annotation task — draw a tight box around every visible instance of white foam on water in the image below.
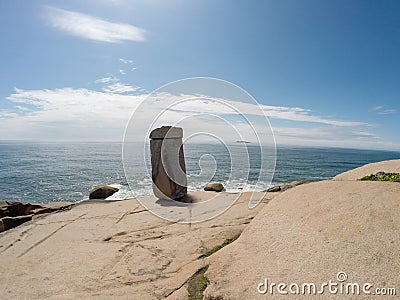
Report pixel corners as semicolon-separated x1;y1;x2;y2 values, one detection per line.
106;183;134;200
94;178;273;201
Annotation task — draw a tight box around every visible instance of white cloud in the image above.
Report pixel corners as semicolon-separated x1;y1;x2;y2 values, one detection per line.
119;58;135;64
0;87;388;149
15;105;32;112
272;126;393;149
102;83;139;93
261;105;366;126
372;105;397;115
44;7;146;43
1;87;143;140
108;0;126;5
379;109;397;115
160;96;367;127
119;69;126;75
94;76;116;84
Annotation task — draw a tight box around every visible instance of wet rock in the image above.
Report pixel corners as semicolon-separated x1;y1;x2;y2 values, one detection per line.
266;185;281;192
89;185;119;199
204;183;225;192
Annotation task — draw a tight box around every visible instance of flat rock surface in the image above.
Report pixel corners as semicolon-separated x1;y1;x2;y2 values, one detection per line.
205;179;400;299
334;159;400;181
2;160;399;299
0;191;273;299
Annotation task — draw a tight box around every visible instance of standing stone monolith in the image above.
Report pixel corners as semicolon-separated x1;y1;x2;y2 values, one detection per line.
150;126;187;200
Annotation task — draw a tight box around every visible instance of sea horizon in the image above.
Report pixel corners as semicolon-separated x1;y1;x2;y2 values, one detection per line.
1;140;399;204
2;139;400;152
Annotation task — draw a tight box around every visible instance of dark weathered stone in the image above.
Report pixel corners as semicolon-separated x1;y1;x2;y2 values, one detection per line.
0;201;43;218
150;126;187;200
375;171;386;178
264;180;324;193
89;185;119;199
30;202;73;215
150;126;183;139
1;215;32;231
204;183;225;192
0;201;73;233
267;185;281;192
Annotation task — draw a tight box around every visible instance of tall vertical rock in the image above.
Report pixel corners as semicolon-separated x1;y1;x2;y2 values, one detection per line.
150;126;187;200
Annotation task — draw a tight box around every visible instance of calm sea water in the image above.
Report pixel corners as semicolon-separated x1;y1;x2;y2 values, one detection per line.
0;141;399;203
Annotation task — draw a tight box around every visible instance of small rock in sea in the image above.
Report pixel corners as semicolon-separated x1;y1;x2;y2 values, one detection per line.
204;183;225;192
267;185;281;192
89;185;119;199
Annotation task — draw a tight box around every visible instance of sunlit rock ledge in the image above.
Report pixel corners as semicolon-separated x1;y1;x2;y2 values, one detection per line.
0;160;399;299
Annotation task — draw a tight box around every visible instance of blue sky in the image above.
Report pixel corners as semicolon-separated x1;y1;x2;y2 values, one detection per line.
0;0;399;150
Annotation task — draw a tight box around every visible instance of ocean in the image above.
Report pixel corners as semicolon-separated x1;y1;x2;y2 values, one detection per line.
0;141;399;203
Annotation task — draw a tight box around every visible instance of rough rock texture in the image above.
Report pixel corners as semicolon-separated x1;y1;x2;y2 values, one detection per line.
0;191;274;299
89;185;119;199
149;126;183;140
266;185;281;192
334;159;400;181
205;168;400;299
0;201;43;217
1;215;33;231
1;160;399;299
204;183;224;192
150;126;187;200
266;179;321;193
0;201;72;232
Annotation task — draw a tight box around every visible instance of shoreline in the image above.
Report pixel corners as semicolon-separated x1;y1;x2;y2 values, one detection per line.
2;142;399;204
0;159;399;299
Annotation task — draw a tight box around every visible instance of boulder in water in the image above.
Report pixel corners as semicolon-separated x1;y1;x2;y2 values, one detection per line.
204;183;225;192
89;185;119;199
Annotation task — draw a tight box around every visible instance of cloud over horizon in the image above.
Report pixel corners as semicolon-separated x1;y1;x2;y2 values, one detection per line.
0;86;394;150
372;105;397;115
44;6;146;43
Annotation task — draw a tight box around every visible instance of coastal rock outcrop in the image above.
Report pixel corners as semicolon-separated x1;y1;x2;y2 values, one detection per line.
0;201;72;232
334;159;400;181
204;182;225;192
0;201;42;217
266;180;322;193
360;171;400;182
1;160;399;299
1;215;32;231
89;185;119;199
205;180;400;299
266;185;281;192
0;191;274;299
